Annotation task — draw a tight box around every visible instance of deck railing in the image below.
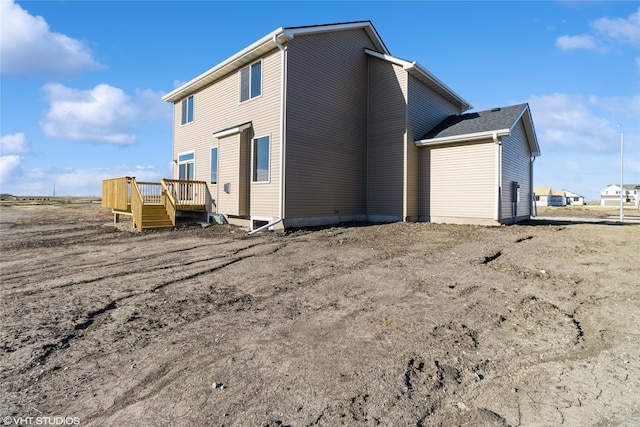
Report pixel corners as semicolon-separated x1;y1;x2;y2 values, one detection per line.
161;179;207;210
102;177;132;211
136;181;163;205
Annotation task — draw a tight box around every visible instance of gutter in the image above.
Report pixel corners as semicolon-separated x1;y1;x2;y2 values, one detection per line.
163;27;286;103
415;129;510;147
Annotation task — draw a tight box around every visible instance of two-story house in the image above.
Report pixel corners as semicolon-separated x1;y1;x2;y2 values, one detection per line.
601;184;640;207
108;21;540;231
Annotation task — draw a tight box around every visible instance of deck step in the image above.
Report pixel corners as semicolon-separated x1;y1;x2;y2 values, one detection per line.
139;204;174;230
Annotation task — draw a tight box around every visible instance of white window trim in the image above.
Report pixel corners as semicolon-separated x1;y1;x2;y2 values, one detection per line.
180;95;194;126
251;134;270;184
239;59;263;104
250;216;274;231
177;150;195;180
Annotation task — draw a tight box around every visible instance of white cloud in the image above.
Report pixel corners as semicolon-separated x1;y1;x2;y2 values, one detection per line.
556;8;640;52
589;95;640;118
556;34;602;51
591;8;640;46
0;133;30;154
39;83;171;144
528;93;617;151
0;0;101;77
41;83;139;144
0;155;23;186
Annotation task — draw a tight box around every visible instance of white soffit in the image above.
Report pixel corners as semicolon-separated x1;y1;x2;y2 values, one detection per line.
212;122;252;138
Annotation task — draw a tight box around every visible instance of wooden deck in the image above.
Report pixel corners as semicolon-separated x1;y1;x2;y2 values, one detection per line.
102;177;207;231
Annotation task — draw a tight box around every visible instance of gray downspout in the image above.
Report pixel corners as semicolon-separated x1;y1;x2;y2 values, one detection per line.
530;156;536;218
249;34;287;236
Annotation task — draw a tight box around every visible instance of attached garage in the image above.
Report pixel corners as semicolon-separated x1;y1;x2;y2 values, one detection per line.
416;104;540;225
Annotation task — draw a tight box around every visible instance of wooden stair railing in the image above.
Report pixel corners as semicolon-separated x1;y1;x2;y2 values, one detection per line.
131;178;144;232
161;179;177;227
130;179;174;232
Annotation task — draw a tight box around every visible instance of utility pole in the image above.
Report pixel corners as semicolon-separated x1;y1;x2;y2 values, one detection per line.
619;129;624;222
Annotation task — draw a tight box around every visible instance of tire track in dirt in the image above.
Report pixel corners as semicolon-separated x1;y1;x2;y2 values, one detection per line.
18;240;288;374
1;240;272;298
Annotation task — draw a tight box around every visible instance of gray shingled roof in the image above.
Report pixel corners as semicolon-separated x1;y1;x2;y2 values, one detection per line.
420;103;528;140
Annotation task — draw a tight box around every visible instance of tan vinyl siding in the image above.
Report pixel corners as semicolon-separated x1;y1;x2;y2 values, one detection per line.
407;75;462;146
366;56;406;218
500;120;532;221
172;49;282;218
423;141;495;221
408;75;463;221
217;132;248;216
285;29;377;218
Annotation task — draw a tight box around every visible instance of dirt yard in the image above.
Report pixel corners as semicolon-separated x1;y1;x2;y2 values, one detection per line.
1;200;639;426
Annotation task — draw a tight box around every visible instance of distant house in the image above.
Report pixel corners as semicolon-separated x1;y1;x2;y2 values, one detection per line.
533;186;552;206
555;189;585;206
601;184;640;206
103;21;542;231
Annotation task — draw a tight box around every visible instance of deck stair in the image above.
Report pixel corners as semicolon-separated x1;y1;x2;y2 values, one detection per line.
139;204;174;230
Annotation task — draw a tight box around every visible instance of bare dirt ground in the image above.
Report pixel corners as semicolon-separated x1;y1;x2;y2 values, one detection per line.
1;200;639;426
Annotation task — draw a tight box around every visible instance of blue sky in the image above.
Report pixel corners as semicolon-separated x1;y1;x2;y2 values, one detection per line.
1;1;639;201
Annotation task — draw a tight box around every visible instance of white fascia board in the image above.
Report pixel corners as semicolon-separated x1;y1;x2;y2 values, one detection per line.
163;27;286;103
407;62;473;112
523;107;541;157
507;104;541;157
365;49;472;112
415;129;510;147
212;122;252;138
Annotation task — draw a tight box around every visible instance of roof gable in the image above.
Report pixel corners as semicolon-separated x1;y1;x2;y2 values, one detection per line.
365;49;472;112
534;186;552;195
416;103;541;157
284;21;388;54
558;189;583;198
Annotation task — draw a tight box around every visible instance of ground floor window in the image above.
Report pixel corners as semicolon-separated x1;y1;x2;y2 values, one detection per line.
252;135;270;182
210;147;218;184
177;151;195;201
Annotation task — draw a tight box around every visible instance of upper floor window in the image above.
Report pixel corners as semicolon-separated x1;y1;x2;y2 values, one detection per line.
181;95;194;125
240;60;262;102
